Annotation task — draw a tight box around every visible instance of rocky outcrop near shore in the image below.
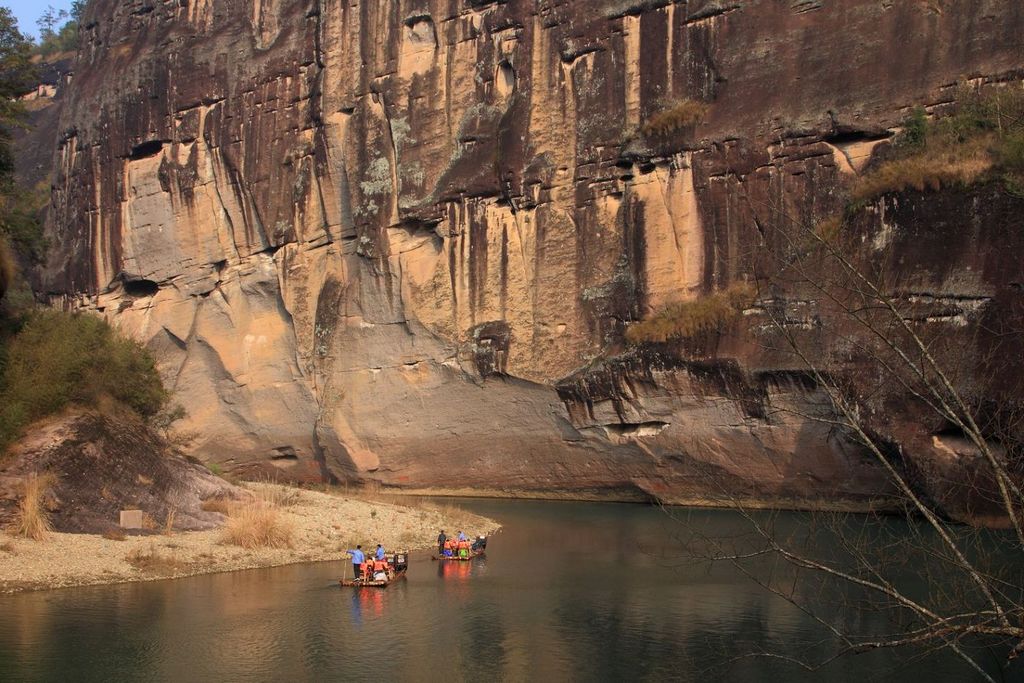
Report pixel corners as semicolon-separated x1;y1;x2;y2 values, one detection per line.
0;409;238;533
25;1;1024;510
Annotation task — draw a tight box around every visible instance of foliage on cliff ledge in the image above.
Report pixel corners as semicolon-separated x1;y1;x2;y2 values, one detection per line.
0;311;169;451
626;282;755;344
640;100;709;138
852;88;1024;203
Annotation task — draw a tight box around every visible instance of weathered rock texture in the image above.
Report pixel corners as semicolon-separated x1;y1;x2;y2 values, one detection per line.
31;0;1024;506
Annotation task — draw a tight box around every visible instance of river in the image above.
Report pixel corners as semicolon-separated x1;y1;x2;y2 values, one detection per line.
0;499;1009;681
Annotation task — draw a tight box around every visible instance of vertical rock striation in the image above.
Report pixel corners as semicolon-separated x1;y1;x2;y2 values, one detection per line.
34;0;1024;506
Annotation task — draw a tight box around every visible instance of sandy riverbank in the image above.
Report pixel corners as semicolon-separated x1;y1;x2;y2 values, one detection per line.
0;483;499;594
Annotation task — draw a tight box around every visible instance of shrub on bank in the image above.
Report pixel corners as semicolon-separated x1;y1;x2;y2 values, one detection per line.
0;310;168;451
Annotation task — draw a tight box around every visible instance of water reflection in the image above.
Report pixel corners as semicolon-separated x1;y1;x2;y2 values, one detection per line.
0;499;1007;682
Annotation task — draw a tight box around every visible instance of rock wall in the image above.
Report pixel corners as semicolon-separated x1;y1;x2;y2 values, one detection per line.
33;0;1024;504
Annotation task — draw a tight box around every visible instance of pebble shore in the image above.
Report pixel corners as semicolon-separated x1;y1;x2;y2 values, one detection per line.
0;484;499;593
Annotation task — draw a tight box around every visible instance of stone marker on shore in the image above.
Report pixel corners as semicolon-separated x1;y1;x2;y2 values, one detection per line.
120;510;144;529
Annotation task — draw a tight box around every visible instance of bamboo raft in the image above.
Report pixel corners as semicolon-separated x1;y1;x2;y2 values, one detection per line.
339;567;407;588
433;549;485;562
339;550;409;588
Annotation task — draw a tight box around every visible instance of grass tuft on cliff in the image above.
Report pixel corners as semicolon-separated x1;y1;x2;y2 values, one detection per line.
0;311;168;451
626;282;755;344
640;100;709;138
853;88;1024;203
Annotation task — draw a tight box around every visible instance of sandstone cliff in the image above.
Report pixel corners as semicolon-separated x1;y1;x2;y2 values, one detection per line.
30;0;1024;508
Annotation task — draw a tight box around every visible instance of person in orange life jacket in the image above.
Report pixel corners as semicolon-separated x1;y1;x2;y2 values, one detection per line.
346;545;366;579
443;538;455;557
372;557;389;580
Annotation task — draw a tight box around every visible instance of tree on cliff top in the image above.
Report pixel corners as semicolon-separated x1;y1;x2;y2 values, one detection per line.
0;8;33;127
35;4;84;58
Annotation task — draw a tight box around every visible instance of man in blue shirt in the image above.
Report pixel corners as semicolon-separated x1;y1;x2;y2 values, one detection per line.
457;530;468;542
346;545;366;580
375;544;386;561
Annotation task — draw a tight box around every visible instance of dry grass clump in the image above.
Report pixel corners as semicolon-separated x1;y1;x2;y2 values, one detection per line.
850;138;993;203
102;529;127;542
626;282;756;344
12;473;55;541
163;509;176;536
851;88;1024;204
221;502;295;549
256;483;301;508
1;540;15;554
641;99;709;138
126;544;186;573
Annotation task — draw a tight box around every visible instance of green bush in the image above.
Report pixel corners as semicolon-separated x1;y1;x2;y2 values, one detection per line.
897;107;928;149
35;21;79;58
998;129;1024;172
0;311;168;450
0;181;49;265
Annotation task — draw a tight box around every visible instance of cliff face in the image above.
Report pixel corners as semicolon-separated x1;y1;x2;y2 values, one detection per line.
35;0;1024;505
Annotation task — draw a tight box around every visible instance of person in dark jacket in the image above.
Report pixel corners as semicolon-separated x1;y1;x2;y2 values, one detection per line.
437;530;447;555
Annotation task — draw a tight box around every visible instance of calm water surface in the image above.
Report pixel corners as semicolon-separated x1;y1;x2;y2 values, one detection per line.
0;499;1003;681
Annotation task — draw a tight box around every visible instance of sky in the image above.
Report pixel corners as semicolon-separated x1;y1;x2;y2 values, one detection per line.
6;0;75;39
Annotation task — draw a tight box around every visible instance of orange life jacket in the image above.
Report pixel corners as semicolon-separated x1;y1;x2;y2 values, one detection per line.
444;539;454;550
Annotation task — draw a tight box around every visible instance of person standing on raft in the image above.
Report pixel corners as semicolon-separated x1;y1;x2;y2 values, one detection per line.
375;544;386;561
437;530;447;555
346;545;366;580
